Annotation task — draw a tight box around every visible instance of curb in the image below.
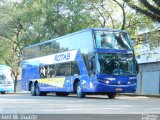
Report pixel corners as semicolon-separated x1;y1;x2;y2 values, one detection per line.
119;93;160;98
5;92;30;94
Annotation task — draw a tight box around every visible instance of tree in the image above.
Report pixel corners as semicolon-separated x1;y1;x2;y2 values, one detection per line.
41;0;93;38
84;0;154;38
0;1;24;88
122;0;160;22
0;0;94;75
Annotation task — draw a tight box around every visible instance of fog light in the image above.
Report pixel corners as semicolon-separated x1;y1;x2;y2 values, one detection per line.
128;81;131;84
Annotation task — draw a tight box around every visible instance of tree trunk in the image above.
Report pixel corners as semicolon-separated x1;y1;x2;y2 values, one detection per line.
14;74;17;93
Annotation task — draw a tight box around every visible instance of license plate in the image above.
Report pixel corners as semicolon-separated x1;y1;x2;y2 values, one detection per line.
116;88;122;91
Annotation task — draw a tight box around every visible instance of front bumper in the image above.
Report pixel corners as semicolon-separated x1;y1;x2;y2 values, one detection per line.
95;82;136;93
84;82;136;93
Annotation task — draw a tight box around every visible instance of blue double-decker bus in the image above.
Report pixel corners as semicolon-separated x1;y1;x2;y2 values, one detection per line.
22;28;138;98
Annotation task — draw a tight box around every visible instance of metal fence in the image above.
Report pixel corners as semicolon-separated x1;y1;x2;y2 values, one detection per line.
136;62;160;95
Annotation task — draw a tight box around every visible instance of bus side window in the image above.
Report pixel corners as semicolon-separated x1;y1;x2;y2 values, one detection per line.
39;66;46;78
65;62;71;76
48;65;56;78
71;62;80;76
55;63;66;76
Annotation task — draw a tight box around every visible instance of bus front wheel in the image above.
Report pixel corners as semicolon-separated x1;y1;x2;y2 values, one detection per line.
31;83;36;96
1;91;5;94
35;83;47;96
76;82;85;98
107;92;116;99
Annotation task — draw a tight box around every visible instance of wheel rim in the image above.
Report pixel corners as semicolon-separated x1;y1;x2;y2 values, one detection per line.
31;85;35;95
36;84;40;96
77;84;82;96
77;85;82;95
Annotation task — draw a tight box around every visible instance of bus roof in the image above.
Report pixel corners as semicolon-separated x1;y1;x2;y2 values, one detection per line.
0;65;11;70
23;28;127;50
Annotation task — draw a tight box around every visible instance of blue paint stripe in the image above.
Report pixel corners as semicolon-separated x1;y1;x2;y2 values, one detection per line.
94;48;133;54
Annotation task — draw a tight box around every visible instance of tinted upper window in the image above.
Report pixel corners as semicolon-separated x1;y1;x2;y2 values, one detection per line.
23;30;94;60
94;31;133;50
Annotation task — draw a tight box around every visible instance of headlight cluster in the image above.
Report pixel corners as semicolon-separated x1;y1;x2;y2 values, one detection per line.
98;79;110;84
128;77;136;84
98;77;136;85
98;78;116;84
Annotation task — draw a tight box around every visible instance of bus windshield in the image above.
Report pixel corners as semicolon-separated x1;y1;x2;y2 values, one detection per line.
0;75;5;84
94;31;133;50
97;53;136;75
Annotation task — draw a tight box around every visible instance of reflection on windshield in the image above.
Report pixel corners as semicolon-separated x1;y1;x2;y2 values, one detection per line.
97;53;136;75
95;31;132;50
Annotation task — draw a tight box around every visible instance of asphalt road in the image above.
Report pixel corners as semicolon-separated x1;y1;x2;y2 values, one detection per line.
0;93;160;114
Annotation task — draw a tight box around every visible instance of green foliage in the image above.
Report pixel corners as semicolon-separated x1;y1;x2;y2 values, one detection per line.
122;0;160;22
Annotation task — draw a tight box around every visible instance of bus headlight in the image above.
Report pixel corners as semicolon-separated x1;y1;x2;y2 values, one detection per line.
97;79;110;84
128;80;136;84
127;81;131;85
128;77;136;84
105;80;110;84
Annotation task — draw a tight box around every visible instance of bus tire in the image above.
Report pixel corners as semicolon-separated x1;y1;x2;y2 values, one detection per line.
1;91;5;94
76;82;85;98
35;83;44;96
31;83;36;96
107;92;116;99
55;92;69;96
41;92;47;96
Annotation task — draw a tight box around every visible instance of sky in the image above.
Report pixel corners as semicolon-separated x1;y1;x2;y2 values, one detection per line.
8;0;21;3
